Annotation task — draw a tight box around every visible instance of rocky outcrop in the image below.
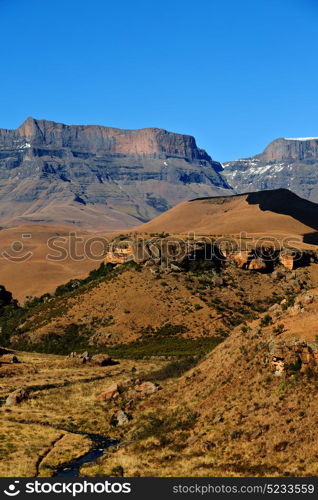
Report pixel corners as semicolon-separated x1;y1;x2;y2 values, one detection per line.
104;235;316;273
0;118;230;230
270;341;318;375
223;137;318;202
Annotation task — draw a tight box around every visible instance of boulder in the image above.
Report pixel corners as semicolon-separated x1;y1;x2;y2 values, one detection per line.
91;354;113;366
134;381;161;397
97;383;119;401
248;258;266;271
279;254;294;270
120;378;140;391
6;388;29;406
1;354;19;364
110;409;130;427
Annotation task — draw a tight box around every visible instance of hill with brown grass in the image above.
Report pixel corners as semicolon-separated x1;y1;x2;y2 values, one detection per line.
80;284;318;477
139;189;318;244
0;225;105;302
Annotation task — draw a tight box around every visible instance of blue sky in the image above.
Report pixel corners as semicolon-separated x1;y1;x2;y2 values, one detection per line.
0;0;317;161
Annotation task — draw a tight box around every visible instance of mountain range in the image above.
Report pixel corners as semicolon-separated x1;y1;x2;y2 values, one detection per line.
0;118;230;231
1;118;318;232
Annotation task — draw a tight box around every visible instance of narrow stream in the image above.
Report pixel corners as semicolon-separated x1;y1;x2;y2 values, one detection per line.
53;433;118;477
1;414;118;477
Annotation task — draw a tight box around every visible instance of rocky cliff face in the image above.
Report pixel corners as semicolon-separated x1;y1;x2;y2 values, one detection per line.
0;118;230;230
222;137;318;202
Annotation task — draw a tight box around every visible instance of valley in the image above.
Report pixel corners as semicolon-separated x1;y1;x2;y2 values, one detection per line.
1;197;318;476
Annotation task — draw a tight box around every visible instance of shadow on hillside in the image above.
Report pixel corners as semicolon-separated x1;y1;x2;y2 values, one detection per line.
303;232;318;244
246;189;318;244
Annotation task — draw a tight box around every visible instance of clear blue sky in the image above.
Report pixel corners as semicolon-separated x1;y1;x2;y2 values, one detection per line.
0;0;317;161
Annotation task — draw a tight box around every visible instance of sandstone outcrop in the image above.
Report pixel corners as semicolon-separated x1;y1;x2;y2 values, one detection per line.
104;235;315;274
270;341;318;376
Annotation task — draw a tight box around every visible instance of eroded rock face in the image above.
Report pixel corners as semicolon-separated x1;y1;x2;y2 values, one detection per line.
0;118;230;230
104;235;316;274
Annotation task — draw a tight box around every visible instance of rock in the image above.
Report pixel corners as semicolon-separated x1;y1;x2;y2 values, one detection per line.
97;383;120;401
1;354;19;363
279;254;294;270
227;250;251;269
6;388;29;406
268;303;281;312
134;381;161;397
248;258;266;271
120;378;140;391
110;409;130;427
170;263;182;272
272;270;285;280
125;389;140;401
91;354;114;366
288;304;304;316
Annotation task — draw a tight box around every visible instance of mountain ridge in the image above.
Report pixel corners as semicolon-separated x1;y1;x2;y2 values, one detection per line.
222;136;318;202
0;117;230;230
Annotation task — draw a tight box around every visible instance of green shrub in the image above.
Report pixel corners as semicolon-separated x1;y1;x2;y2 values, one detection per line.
260;314;272;327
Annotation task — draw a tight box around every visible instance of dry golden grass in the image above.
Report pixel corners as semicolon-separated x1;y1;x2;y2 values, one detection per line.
0;351;166;477
80;289;318;477
20;263;316;347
